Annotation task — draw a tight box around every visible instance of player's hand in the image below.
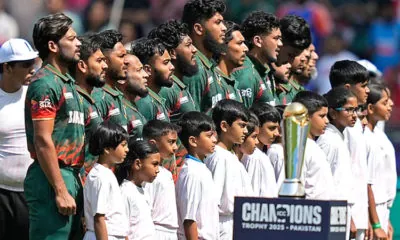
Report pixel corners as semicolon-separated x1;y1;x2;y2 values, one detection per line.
55;190;77;215
350;218;357;239
388;221;393;240
373;228;388;240
366;222;373;240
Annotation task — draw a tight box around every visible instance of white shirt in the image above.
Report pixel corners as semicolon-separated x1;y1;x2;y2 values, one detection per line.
205;145;254;216
241;148;278;197
364;127;378;186
84;163;128;237
176;156;219;240
267;143;285;189
343;119;369;229
302;138;335;200
317;124;355;203
120;180;156;240
144;166;179;233
375;128;397;207
0;86;33;192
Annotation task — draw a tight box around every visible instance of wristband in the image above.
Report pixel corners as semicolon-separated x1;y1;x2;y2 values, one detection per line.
372;222;381;230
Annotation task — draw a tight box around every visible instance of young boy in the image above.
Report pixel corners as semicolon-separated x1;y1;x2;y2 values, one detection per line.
176;111;219;240
329;60;372;239
240;107;278;197
204;99;254;240
142;120;181;239
292;91;335;200
317;87;358;239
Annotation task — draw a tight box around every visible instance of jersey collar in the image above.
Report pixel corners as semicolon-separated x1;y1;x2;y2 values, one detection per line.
186;154;203;163
172;75;187;90
75;85;96;104
147;87;166;105
44;64;74;83
289;79;302;91
196;50;213;70
102;84;123;97
248;55;270;78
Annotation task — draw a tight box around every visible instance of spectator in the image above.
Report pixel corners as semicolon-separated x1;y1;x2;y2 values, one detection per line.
0;38;37;240
0;0;19;44
42;0;84;35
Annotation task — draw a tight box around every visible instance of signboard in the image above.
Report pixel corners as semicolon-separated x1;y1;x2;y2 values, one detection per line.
233;197;347;240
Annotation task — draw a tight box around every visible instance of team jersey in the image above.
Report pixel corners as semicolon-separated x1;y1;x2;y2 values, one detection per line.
232;55;276;107
136;88;170;122
183;50;226;115
289;79;304;97
25;64;85;167
76;86;103;176
159;75;198;123
214;66;242;102
276;82;296;105
92;84;127;130
122;97;147;140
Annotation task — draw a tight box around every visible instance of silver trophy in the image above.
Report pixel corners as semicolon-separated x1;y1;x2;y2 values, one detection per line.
278;102;310;198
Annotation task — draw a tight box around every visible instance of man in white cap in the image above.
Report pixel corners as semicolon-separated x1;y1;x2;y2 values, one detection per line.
0;38;38;239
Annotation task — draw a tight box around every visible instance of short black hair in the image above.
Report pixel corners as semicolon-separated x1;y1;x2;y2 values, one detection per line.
130;38;166;65
329;60;369;88
33;13;73;59
280;15;311;50
89;121;129;156
324;86;356;109
182;0;226;34
97;29;123;53
177;111;215;149
78;34;102;61
212;99;249;134
115;139;159;185
250;102;281;126
148;20;189;52
241;11;280;50
293;91;328;116
367;83;388;105
245;111;260;139
224;21;241;44
142;120;181;140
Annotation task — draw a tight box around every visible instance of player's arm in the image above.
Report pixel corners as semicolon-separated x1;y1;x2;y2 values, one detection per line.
184;220;198;240
368;184;387;240
94;214;108;240
33;119;76;216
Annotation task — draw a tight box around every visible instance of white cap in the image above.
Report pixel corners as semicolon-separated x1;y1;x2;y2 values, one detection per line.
0;38;38;64
357;59;382;78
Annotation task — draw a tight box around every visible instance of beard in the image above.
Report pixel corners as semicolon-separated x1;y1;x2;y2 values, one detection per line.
203;30;227;56
154;69;173;88
86;73;106;88
176;53;199;77
59;50;79;67
126;80;148;98
107;67;127;82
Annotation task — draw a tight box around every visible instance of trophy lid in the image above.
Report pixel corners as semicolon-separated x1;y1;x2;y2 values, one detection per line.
283;102;309;126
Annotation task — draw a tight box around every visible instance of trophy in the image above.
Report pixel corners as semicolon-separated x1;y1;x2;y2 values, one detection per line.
278;102;310;198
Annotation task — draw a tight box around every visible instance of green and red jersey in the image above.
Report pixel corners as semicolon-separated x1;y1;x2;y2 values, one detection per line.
214;66;243;103
233;55;277;107
122;97;147;140
25;64;85;167
92;84;127;130
183;50;227;115
159;75;198;123
76;85;103;176
136;88;170;122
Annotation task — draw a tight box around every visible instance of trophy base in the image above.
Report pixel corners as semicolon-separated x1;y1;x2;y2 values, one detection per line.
278;179;305;198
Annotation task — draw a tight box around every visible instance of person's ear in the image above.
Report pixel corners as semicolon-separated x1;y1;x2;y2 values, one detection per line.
4;63;13;74
367;103;374;115
148;139;157;146
194;23;204;36
48;40;58;54
169;49;177;60
328;108;337;120
77;60;87;74
188;136;197;148
104;148;110;155
343;84;351;90
143;64;152;75
134;158;141;170
253;35;262;48
220;120;229;133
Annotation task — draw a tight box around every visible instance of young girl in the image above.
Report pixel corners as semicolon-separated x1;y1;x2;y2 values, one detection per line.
364;84;392;238
237;111;278;197
83;121;129;240
116;140;161;240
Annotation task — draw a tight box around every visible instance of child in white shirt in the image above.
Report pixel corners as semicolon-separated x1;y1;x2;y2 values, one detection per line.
116;140;161;240
176;112;219;240
83;122;129;240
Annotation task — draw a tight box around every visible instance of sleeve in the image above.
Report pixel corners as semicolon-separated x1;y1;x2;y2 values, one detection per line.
206;154;226;212
316;137;338;175
177;173;202;222
184;68;207;109
267;144;284;183
365;140;376;185
159;87;178;113
27;81;58;120
90;177;109;215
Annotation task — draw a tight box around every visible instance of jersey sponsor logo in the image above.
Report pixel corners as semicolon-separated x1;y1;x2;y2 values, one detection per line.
179;96;189;104
64;92;73;99
39;98;52;108
131;119;143;128
240;88;252;98
68;111;84;125
109;108;121;116
89;111;99;119
211;93;223;107
261;83;267;90
156;112;166;120
228;93;236;100
208;76;214;84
